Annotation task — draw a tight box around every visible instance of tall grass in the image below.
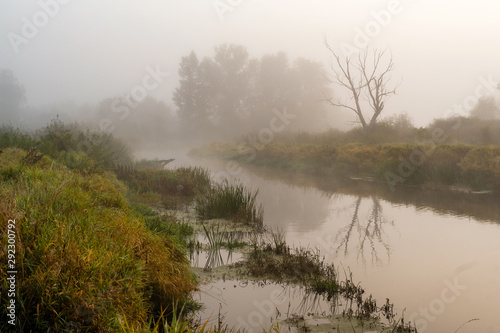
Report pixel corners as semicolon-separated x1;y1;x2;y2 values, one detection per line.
116;165;212;208
130;203;194;247
195;180;264;225
0;148;196;332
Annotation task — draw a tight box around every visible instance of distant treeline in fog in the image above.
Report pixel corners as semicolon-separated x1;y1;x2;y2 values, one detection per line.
1;44;500;151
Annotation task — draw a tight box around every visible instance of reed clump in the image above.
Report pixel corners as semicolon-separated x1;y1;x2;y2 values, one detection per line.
195;180;264;226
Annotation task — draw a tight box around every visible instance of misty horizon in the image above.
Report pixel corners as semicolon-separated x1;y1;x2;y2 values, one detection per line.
2;1;500;129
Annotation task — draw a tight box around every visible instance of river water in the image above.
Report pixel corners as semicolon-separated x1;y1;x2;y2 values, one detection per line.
138;150;500;333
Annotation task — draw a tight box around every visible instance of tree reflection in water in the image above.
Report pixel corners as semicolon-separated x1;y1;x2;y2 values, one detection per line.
334;196;393;265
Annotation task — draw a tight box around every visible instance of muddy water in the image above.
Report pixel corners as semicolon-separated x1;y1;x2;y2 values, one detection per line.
137;150;500;333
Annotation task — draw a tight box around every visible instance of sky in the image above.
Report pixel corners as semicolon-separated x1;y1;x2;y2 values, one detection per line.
1;0;500;127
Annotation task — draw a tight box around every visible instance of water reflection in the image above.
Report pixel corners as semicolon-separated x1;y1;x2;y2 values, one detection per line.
190;248;244;269
334;196;392;265
140;152;500;332
238;163;500;225
194;280;336;332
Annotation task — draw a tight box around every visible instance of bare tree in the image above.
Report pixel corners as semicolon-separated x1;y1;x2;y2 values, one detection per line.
324;39;399;128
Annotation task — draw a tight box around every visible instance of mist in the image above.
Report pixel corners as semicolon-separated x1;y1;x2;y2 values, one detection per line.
3;3;500;332
2;0;500;149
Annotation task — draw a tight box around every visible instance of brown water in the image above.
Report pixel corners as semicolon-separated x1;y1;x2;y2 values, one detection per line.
138;150;500;333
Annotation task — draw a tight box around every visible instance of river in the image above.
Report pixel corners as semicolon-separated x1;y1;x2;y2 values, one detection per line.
138;149;500;333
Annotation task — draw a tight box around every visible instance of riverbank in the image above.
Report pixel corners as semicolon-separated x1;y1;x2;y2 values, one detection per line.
0;148;196;332
1;121;492;332
190;142;500;195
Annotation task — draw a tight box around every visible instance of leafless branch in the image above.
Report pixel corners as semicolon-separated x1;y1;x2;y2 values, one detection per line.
324;36;399;128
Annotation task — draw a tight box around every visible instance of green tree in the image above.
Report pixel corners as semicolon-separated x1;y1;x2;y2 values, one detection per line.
173;44;252;135
248;52;291;128
173;44;333;136
251;53;331;131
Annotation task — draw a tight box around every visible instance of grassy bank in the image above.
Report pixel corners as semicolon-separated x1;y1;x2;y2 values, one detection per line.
0;122;268;332
191;142;500;193
0;148;196;332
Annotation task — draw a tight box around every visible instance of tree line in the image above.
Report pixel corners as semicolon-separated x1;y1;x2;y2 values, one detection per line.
1;42;499;149
173;43;331;137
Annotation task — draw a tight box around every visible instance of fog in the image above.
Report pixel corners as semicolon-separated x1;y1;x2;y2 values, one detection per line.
2;0;500;143
3;3;500;331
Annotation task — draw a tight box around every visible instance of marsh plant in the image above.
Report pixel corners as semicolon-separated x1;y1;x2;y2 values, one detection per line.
195;180;264;225
195;224;250;269
245;229;418;333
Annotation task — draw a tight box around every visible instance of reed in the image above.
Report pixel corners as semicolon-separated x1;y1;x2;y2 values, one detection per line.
195;180;264;225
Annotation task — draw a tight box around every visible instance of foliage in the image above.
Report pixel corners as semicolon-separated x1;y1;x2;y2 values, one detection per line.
173;44;330;137
0;148;196;332
469;95;500;120
0;125;37;149
97;95;178;150
192;139;500;193
0;117;133;174
426;116;500;145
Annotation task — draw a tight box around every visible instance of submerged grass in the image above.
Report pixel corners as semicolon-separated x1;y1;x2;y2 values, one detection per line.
195;180;264;225
0;148;197;332
241;229;417;333
201;224;250;251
